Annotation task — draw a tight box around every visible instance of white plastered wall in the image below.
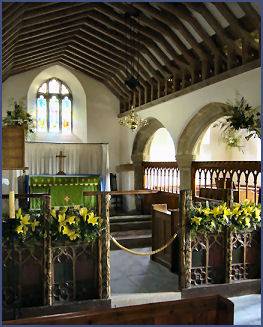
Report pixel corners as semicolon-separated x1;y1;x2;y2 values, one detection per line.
119;67;261;164
2;64;121;173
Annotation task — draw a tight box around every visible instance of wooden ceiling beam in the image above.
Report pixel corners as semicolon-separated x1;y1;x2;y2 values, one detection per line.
123;3;198;65
238;3;260;30
157;3;222;57
59;60;123;100
67;43;149;91
62;53;130;97
79;26;165;80
94;5;187;73
72;37;151;82
3;27;78;57
83;16;171;78
133;3;208;61
185;3;242;56
5;47;66;70
10;57;62;76
10;50;65;70
62;58;129;100
3;34;73;64
213;3;259;49
76;31;159;82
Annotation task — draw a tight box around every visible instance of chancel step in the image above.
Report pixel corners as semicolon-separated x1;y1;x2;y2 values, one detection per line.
110;229;152;250
110;214;152;223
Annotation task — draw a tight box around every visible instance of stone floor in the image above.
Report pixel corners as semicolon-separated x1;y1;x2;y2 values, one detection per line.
110;247;261;325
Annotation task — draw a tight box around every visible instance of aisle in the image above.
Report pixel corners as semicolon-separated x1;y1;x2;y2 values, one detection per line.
110;247;179;294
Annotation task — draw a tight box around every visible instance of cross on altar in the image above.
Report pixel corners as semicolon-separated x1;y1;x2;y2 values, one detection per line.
56;151;66;175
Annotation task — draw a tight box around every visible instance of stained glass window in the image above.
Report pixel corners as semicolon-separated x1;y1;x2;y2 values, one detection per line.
36;95;47;132
49;96;60;132
62;96;71;134
36;78;72;133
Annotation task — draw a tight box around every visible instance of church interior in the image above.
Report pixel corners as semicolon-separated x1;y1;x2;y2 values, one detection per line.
2;1;261;325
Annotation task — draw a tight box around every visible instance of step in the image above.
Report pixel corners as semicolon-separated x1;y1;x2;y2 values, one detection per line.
110;221;152;232
111;292;182;308
110;215;152;223
110;229;152;250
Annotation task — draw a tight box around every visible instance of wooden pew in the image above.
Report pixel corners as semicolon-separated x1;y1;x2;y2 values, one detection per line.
151;204;179;271
4;295;234;325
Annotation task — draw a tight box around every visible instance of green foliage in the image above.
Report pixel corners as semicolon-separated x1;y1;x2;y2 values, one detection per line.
214;96;261;149
190;200;261;236
3;206;101;244
2;98;35;135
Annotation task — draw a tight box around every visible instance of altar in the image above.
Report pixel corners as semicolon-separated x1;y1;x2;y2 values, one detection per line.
18;174;101;209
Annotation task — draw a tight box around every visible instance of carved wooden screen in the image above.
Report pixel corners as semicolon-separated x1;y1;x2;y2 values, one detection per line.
143;162;180;194
192;161;261;203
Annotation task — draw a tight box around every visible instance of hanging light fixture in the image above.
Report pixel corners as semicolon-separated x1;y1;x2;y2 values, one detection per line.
119;108;148;131
119;9;148;131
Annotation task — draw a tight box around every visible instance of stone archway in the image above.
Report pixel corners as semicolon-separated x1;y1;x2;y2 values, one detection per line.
132;117;164;189
176;102;231;189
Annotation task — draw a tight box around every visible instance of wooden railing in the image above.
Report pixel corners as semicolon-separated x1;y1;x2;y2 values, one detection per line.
143;162;180;194
192;161;261;204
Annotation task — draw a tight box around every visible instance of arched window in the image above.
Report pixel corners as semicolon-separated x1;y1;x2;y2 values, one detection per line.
36;78;72;134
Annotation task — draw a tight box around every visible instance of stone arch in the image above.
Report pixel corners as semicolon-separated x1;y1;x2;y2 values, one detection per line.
27;64;87;143
177;102;231;158
131;117;164;189
131;117;164;162
176;102;231;190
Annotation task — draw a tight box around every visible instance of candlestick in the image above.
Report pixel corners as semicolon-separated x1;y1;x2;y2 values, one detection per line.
9;191;15;219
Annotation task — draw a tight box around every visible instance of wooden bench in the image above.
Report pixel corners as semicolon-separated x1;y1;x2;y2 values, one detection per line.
4;294;233;325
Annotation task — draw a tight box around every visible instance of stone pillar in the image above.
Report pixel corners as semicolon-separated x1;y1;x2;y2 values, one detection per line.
176;154;195;191
132;155;144;190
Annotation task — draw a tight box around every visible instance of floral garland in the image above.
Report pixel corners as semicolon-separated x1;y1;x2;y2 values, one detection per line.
190;200;261;236
3;206;100;243
214;96;260;149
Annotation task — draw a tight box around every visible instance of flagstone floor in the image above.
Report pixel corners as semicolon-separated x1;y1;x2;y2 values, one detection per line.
110;247;261;325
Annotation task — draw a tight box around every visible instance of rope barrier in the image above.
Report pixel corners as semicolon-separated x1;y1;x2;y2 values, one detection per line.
110;232;178;256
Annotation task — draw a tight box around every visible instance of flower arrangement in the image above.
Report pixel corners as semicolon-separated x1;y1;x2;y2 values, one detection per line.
190;200;261;235
3;206;100;243
214;96;260;149
2;98;35;136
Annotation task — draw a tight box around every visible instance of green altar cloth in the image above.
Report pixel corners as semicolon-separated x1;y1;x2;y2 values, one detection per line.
29;175;100;209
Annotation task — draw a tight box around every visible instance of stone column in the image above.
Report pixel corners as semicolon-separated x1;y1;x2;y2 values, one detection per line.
176;154;195;191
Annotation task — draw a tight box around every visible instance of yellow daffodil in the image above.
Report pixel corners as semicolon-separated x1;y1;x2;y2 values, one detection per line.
58;213;66;232
58;213;66;223
51;209;57;218
245;217;251;228
16;224;28;234
87;212;99;226
212;206;222;217
62;225;79;240
203;208;210;216
16;224;24;234
21;214;30;225
192;216;202;225
69;232;80;241
79;207;88;221
16;208;22;219
73;205;80;210
66;216;76;225
242;208;251;217
31;219;40;232
232;206;241;216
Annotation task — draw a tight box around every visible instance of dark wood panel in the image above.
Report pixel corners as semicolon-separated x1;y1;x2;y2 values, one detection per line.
2;126;25;170
4;295;234;325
